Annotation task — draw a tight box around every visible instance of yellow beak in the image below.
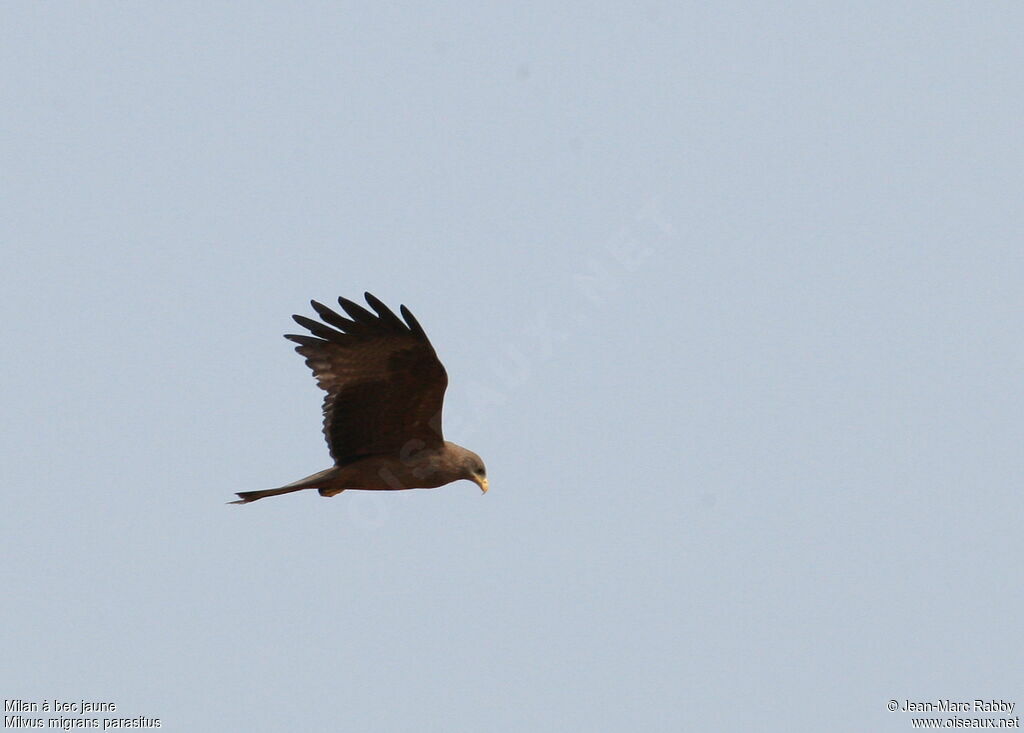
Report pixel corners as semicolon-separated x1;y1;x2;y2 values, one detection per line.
475;476;489;494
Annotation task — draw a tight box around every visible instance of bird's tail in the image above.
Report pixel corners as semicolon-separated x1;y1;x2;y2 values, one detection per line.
229;486;309;504
229;467;338;505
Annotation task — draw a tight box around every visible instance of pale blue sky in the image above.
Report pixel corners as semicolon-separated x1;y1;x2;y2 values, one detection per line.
3;3;1023;731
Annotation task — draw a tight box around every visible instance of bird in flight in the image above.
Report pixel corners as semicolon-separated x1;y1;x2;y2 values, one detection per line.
231;293;487;504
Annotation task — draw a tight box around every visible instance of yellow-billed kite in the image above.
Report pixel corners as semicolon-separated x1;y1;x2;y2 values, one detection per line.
231;293;487;504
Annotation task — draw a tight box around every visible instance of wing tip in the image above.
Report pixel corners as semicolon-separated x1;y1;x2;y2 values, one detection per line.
400;304;429;341
286;294;431;344
284;333;324;348
364;292;407;331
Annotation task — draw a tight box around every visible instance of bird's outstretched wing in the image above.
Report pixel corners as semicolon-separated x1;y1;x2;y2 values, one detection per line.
284;293;448;466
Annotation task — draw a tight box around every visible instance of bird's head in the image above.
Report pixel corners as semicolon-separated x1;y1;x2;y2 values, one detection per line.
454;446;488;494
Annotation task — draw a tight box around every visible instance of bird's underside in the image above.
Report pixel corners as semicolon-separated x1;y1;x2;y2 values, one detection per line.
231;293;488;505
230;444;487;504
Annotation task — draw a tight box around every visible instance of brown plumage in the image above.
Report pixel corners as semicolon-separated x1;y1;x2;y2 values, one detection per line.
231;293;487;504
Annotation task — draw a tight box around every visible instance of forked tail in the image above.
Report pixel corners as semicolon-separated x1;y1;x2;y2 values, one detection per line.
229;467;339;505
229;486;309;504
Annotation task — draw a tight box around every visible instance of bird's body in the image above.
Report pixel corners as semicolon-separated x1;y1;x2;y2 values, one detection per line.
232;442;485;503
231;294;487;504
